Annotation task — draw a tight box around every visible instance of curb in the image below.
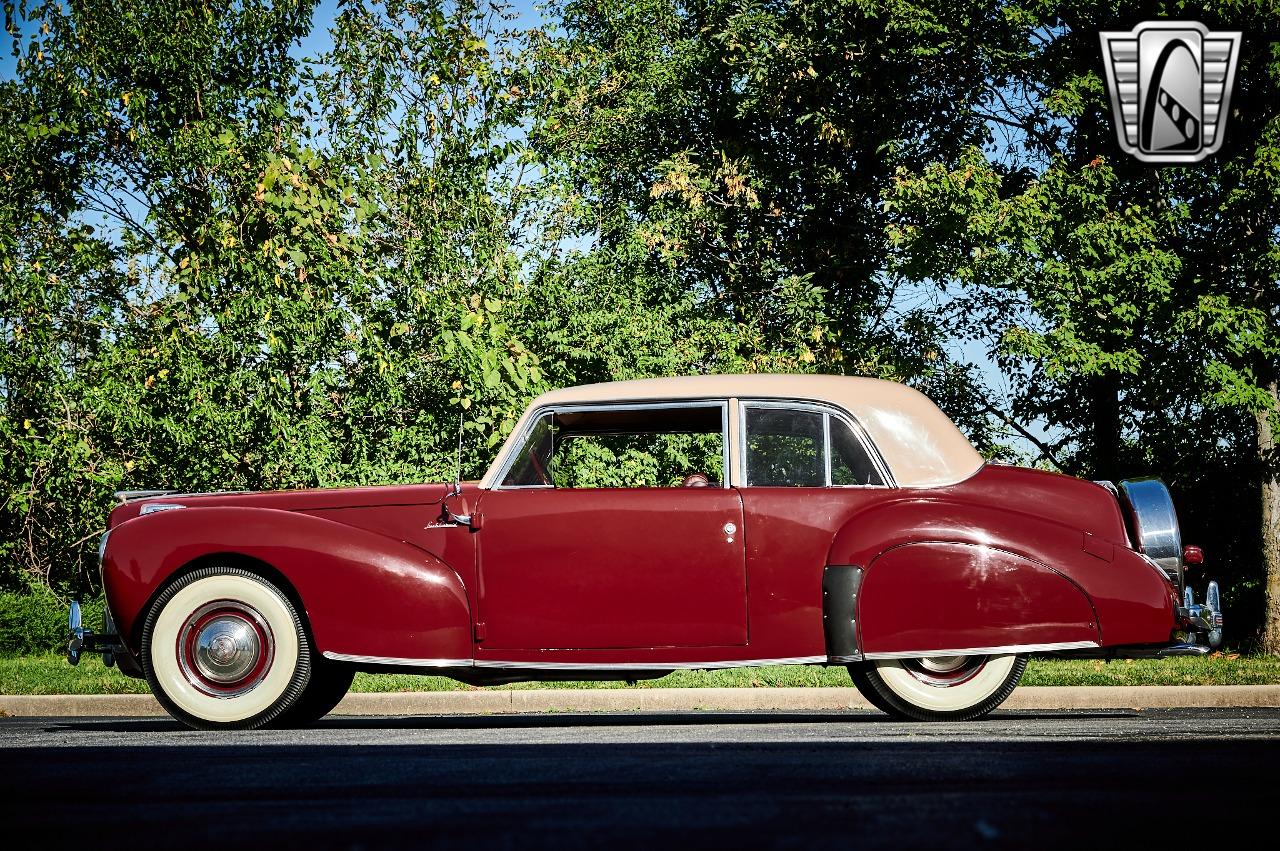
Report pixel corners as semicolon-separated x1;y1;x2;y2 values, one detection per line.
3;685;1278;718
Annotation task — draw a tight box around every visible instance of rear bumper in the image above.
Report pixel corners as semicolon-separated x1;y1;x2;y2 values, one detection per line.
1174;579;1224;651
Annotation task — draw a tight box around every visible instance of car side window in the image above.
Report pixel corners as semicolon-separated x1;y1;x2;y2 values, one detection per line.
500;412;557;487
500;403;727;488
743;404;885;487
830;416;885;486
554;431;723;488
744;408;825;487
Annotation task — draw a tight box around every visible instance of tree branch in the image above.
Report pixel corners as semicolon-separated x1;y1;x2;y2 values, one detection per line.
982;402;1065;470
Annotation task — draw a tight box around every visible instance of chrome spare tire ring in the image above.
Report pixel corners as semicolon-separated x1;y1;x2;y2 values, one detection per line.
1119;478;1184;590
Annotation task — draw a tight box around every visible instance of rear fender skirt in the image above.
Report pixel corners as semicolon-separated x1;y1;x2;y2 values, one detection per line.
822;565;864;662
102;506;471;662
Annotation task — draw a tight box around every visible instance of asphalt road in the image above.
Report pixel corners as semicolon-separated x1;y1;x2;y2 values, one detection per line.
4;708;1278;849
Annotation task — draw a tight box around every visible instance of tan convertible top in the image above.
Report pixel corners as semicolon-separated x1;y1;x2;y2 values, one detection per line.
481;374;985;489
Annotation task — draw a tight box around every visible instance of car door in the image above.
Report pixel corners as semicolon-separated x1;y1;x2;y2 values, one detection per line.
474;402;748;650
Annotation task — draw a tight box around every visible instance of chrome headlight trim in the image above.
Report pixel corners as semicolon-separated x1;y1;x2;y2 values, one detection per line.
139;502;186;515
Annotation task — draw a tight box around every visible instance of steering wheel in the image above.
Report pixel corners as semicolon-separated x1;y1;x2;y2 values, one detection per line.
681;472;712;488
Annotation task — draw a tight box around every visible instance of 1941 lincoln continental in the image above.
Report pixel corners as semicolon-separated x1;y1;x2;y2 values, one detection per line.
69;375;1224;728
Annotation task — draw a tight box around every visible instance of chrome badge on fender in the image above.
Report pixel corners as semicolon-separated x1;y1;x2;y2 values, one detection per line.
1099;21;1241;163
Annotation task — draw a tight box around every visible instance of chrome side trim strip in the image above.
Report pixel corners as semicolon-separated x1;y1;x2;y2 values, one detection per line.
114;489;252;504
473;655;830;671
863;640;1099;660
324;653;833;671
324;645;1097;670
322;652;473;667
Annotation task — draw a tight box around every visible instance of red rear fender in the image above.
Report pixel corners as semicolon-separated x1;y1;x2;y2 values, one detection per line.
828;496;1175;651
858;541;1100;654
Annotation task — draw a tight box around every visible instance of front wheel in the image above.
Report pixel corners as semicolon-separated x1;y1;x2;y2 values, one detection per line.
277;659;355;727
141;567;312;730
848;654;1028;721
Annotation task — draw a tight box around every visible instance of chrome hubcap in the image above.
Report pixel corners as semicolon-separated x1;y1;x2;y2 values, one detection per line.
902;655;987;687
195;617;261;683
177;601;274;697
916;656;966;674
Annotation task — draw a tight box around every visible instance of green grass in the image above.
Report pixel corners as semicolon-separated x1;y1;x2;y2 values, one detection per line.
0;654;152;695
2;653;1278;695
1021;655;1280;686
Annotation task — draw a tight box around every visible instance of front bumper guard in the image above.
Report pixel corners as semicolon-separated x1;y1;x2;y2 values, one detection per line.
67;600;126;667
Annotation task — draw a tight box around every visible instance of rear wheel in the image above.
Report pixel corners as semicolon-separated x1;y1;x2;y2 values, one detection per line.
848;654;1027;721
142;567;312;730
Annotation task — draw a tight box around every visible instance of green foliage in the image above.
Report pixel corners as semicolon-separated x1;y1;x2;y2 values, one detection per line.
0;589;102;655
1;0;552;591
882;3;1280;641
526;0;1006;441
552;432;723;488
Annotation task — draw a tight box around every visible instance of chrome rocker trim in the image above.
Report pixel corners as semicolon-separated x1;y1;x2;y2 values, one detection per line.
322;652;473;667
862;640;1099;660
323;643;1100;671
321;652;831;670
471;656;830;671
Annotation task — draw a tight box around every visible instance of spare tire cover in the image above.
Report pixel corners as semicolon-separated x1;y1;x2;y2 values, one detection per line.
1119;478;1182;588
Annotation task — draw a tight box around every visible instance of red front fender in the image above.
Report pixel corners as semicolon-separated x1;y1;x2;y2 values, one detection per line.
103;507;472;662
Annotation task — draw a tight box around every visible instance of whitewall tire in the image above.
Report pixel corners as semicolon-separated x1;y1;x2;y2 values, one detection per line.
849;654;1027;721
142;567;312;730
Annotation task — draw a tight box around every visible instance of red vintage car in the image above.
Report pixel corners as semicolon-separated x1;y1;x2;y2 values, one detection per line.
69;375;1223;728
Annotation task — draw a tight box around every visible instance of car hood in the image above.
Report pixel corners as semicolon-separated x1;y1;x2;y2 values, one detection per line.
109;482;459;528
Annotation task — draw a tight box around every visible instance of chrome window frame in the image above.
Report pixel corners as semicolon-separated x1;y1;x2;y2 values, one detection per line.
491;399;732;491
738;399;896;488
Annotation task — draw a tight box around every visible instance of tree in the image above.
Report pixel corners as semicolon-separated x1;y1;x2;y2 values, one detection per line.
883;3;1280;647
524;0;1016;448
1;0;379;592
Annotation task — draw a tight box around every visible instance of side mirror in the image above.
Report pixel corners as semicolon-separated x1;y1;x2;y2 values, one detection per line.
441;483;476;528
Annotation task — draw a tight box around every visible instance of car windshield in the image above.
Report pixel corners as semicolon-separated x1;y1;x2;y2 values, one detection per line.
501;404;726;488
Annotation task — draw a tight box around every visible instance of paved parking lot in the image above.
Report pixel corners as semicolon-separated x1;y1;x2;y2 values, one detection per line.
5;708;1278;849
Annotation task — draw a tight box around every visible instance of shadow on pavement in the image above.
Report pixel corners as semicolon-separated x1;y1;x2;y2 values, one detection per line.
43;707;1138;734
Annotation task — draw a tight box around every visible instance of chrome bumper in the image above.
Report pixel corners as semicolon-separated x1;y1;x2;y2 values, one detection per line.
66;600;126;667
1159;580;1224;657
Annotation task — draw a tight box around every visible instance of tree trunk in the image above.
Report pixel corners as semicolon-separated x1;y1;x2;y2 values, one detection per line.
1089;372;1121;481
1260;380;1280;655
